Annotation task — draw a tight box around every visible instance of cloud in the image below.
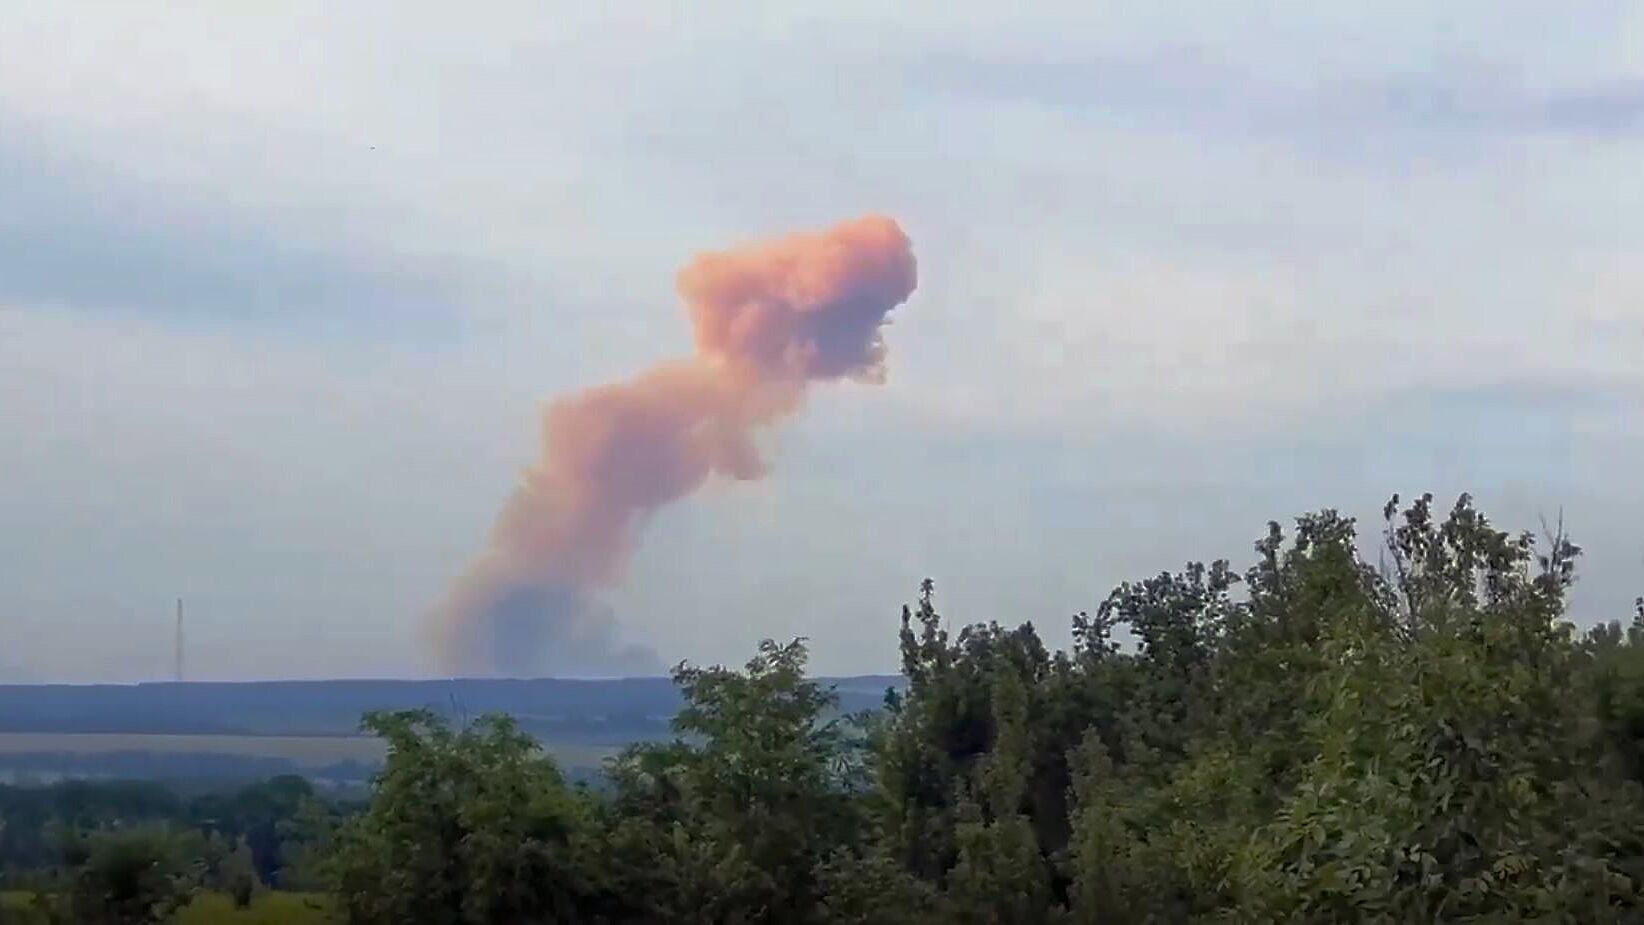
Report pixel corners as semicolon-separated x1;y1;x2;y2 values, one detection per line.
910;48;1644;140
0;134;462;339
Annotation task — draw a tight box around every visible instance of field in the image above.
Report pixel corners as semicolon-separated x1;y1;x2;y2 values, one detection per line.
0;733;386;766
0;732;619;772
0;892;37;917
175;892;340;924
0;891;338;924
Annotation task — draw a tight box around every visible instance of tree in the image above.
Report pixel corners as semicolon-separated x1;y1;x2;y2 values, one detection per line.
813;846;946;924
1227;494;1638;919
188;774;319;887
217;836;260;909
57;825;201;925
597;638;863;923
945;669;1052;924
325;710;596;925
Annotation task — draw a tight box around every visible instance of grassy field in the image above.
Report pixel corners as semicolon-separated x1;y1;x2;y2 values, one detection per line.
0;732;386;765
175;892;339;923
0;891;339;923
0;891;40;919
0;731;618;770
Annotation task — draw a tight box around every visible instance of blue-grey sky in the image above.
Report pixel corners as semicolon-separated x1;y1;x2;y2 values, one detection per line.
2;2;1640;681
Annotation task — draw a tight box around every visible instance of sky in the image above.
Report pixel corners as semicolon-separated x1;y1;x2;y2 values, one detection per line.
1;2;1641;681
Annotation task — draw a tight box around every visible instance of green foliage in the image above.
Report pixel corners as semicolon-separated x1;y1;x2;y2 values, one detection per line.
0;780;184;875
49;825;203;925
188;775;322;889
172;891;339;925
17;491;1644;922
813;848;946;924
0;776;343;888
861;493;1644;922
1;891;38;925
322;710;594;925
214;838;259;910
1224;494;1621;921
594;638;865;922
945;669;1053;924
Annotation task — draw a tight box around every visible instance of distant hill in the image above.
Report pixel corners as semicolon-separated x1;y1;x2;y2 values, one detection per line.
0;675;906;742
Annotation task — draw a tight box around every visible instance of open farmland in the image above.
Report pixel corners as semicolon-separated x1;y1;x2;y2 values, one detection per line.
0;732;621;784
0;677;896;783
0;732;387;765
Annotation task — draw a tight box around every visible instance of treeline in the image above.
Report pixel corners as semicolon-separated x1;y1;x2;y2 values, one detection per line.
0;752;376;784
0;676;898;740
11;493;1644;922
315;493;1644;922
0;775;350;920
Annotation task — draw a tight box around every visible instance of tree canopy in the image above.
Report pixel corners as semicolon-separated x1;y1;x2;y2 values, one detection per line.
11;492;1643;923
317;493;1644;923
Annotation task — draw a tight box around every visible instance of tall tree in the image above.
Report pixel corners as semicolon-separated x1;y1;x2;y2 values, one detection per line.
326;710;595;925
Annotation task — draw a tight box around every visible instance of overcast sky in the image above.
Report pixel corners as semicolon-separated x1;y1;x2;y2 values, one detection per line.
2;2;1641;681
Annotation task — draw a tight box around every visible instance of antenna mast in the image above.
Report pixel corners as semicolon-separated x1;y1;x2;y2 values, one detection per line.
174;598;185;683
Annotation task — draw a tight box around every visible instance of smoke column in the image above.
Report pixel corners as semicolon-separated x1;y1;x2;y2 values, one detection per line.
432;215;918;677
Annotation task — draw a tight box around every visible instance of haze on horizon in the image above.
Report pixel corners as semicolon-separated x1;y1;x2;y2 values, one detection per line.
2;2;1641;683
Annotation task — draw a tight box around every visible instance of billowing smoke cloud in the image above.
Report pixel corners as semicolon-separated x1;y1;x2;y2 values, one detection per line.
431;215;918;677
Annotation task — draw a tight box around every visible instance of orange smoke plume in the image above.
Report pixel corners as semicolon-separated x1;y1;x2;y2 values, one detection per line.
431;215;918;677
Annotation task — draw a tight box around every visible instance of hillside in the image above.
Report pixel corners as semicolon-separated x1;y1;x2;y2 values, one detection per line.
0;675;904;741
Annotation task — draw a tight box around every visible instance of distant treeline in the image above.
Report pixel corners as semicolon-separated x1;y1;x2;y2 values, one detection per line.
0;775;353;888
0;675;900;741
0;751;375;786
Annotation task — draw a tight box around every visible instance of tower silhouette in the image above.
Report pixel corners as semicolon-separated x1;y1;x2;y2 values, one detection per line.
174;598;184;683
